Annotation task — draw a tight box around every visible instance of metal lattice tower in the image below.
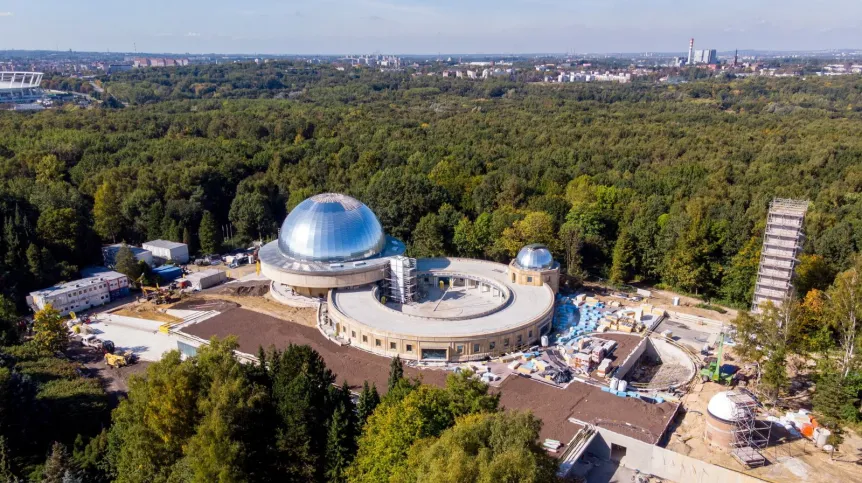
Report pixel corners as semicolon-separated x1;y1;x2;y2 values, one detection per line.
385;256;417;305
727;391;771;468
752;198;809;312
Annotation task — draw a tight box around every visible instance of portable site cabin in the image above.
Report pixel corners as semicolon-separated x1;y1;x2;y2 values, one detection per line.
142;240;190;264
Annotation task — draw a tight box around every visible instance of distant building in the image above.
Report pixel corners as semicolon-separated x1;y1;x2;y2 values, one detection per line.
142;240;190;264
28;271;129;316
102;244;153;268
467;70;477;79
694;49;717;65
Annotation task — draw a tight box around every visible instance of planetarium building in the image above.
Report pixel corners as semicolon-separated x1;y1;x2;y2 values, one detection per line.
260;192;560;362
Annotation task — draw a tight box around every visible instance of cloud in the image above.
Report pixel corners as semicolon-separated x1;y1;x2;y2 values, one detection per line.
0;12;13;17
186;32;201;37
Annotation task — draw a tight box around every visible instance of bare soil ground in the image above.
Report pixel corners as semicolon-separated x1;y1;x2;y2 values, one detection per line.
65;341;151;407
666;381;862;483
112;307;181;323
579;281;738;324
181;304;678;448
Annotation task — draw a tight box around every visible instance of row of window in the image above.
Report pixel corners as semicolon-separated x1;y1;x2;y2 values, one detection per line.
345;327;537;355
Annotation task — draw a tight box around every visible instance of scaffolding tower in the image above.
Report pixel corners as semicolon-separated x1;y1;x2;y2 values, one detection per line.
728;391;771;468
752;198;809;312
385;256;417;305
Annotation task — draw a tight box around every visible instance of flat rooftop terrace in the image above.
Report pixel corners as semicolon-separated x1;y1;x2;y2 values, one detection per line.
331;258;555;337
179;303;678;446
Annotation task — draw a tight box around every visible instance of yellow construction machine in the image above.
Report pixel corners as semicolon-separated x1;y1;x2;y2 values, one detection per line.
105;350;136;368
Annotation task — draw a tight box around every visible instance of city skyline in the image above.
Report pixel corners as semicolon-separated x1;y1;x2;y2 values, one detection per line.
1;0;861;55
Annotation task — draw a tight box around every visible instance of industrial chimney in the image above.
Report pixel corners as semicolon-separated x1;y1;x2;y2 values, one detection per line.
688;38;694;65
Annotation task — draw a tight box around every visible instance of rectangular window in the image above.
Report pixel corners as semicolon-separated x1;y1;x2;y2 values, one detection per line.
527;276;533;283
489;341;496;350
528;330;533;338
375;339;381;347
473;343;480;353
504;338;510;347
351;331;356;338
517;335;522;344
390;342;397;350
362;335;368;343
456;345;464;354
406;344;413;352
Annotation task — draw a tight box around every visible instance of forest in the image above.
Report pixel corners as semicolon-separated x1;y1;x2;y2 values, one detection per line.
2;61;862;480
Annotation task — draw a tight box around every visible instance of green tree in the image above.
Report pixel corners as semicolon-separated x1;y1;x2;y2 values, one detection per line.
719;236;760;307
43;442;74;483
185;338;266;483
36;208;80;254
409;214;445;258
229;192;275;241
388;355;404;392
796;254;836;300
732;302;797;402
324;384;358;483
499;211;559;257
198;211;222;255
813;368;859;428
357;381;380;429
608;227;635;285
93;181;124;243
108;351;200;483
0;296;17;346
396;412;558;483
72;430;111;483
113;244;142;282
827;258;862;380
33;305;68;353
0;436;17;483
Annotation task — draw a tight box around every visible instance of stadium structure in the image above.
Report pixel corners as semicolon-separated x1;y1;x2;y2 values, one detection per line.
260;192;560;362
0;72;44;104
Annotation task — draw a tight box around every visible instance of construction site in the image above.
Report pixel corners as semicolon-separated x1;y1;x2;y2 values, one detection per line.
63;195;862;483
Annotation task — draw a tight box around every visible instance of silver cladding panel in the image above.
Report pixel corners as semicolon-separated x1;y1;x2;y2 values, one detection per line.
515;244;554;270
277;193;387;263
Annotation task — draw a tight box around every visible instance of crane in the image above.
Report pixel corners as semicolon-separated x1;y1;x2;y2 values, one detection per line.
700;331;734;384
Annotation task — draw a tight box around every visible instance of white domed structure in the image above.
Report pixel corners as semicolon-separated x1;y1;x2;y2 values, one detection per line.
258;193;405;298
277;193;386;262
707;391;736;422
515;244;555;270
508;244;560;293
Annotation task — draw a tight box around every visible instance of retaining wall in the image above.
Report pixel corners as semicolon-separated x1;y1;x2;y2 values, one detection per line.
587;428;765;483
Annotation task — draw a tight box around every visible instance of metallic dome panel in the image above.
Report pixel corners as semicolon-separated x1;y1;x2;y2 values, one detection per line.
515;244;554;270
277;193;386;262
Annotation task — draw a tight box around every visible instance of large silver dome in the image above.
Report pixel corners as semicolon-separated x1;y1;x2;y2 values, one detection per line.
277;193;386;263
515;244;554;270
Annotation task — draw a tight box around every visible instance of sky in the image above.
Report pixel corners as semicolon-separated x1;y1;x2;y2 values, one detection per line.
1;0;861;54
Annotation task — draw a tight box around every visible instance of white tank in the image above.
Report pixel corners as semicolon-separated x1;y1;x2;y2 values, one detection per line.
540;335;549;347
672;296;680;306
609;378;619;391
618;380;628;392
815;428;831;447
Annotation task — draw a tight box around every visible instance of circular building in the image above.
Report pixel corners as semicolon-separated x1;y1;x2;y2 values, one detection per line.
262;192;560;362
259;193;405;298
327;257;555;362
704;391;739;448
508;244;561;293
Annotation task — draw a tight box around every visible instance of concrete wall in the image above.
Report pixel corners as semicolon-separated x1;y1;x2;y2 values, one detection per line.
614;336;648;380
507;261;560;293
327;297;554;362
260;261;386;289
587;428;765;483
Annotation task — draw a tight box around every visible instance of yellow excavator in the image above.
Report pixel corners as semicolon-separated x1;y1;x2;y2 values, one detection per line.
105;350;136;368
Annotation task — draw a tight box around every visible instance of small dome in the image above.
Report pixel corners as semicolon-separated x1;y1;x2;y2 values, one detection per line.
277;193;386;263
707;391;737;421
516;244;554;270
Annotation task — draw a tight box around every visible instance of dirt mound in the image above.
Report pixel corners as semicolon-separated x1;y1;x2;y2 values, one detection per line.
214;281;270;297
